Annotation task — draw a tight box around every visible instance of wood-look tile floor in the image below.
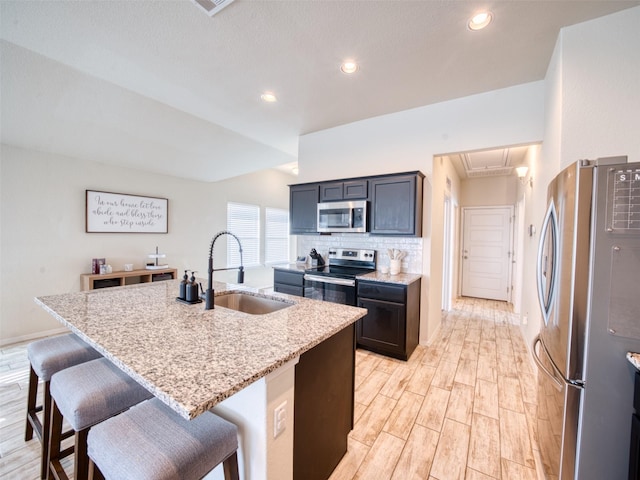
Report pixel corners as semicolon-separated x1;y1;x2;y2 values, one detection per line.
330;297;541;480
0;297;540;480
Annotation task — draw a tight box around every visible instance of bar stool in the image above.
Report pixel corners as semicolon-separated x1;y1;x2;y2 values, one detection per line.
48;357;153;480
87;398;240;480
26;333;102;479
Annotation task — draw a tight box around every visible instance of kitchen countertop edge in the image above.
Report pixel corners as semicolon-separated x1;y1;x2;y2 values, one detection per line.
357;271;422;285
627;352;640;371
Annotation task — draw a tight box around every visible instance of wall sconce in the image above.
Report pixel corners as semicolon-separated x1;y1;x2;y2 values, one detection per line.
515;166;533;187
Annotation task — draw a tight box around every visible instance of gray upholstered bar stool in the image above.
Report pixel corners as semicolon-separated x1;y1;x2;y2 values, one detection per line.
25;333;102;479
87;397;240;480
48;357;153;480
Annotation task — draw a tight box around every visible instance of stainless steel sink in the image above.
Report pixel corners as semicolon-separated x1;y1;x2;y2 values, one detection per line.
214;293;292;315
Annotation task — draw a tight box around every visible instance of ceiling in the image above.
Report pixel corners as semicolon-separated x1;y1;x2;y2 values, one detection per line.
449;145;532;180
1;0;638;182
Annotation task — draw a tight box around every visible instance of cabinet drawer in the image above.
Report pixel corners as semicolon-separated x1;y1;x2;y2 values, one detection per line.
357;281;405;303
274;284;305;297
274;269;305;287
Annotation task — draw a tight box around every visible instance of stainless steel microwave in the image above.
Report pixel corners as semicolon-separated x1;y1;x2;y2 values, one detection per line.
317;200;367;233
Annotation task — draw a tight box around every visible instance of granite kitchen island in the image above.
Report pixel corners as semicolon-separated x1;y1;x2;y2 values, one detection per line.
35;279;367;480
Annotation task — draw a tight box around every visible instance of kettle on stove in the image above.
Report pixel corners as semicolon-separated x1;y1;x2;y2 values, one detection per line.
309;248;325;267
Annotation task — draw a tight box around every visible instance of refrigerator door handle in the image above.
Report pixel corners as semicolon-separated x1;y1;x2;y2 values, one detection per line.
536;201;559;327
532;335;564;392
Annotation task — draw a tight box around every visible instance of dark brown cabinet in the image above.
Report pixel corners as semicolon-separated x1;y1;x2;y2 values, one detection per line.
356;279;420;360
294;324;355;480
369;173;423;236
273;268;306;297
289;171;423;236
319;180;368;202
290;184;319;234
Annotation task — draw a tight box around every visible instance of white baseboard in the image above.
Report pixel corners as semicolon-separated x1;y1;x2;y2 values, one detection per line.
0;326;70;348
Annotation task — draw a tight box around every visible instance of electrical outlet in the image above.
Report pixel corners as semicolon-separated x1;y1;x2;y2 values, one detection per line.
273;401;287;438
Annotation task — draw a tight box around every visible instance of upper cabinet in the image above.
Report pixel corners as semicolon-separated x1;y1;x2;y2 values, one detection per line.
290;183;319;234
320;180;368;202
289;171;423;236
370;173;423;236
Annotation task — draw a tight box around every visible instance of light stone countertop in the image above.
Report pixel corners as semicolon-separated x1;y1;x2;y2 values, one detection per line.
357;271;422;285
272;263;308;273
627;352;640;371
35;279;366;420
273;263;422;286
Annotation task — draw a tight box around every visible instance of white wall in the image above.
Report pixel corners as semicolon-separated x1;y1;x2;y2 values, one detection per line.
298;82;545;343
429;155;462;338
519;6;640;347
560;8;640;167
298;82;545;183
0;144;294;344
460;175;517;207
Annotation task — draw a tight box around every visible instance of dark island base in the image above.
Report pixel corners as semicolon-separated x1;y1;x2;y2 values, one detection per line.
294;323;355;480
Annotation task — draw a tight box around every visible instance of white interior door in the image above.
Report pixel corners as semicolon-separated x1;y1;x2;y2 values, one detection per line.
461;206;513;301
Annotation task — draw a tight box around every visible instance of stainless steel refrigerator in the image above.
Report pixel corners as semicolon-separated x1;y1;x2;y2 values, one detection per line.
532;157;640;479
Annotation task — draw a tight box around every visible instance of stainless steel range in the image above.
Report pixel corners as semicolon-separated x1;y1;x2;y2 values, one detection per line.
303;248;376;306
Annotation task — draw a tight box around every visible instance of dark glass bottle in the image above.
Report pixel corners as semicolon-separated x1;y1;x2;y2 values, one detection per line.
179;270;188;300
186;271;199;303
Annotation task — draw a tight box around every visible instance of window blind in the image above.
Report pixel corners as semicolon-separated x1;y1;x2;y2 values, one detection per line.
226;202;260;267
265;207;290;264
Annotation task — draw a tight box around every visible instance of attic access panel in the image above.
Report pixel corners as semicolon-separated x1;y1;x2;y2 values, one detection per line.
192;0;236;16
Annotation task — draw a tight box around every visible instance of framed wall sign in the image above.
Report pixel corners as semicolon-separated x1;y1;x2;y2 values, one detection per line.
86;190;168;233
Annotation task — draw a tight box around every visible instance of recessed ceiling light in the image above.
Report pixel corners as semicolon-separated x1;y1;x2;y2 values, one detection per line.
468;11;492;31
261;92;277;103
340;61;358;74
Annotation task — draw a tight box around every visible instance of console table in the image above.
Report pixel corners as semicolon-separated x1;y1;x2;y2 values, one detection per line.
80;268;177;291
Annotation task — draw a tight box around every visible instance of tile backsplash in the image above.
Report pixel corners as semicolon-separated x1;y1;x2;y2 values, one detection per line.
296;234;423;274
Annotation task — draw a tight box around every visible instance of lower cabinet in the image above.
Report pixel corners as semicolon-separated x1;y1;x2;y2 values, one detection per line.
356;279;420;361
273;268;306;297
294;324;355;480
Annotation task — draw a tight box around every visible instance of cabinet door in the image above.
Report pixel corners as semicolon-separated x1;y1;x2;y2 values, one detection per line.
356;297;406;357
290;184;319;234
274;269;305;297
319;182;344;202
370;174;420;235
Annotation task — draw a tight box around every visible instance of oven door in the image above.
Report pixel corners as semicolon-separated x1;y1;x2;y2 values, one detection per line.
304;274;356;306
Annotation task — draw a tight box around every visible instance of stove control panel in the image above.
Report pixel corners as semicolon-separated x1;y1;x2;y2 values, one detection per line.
328;248;376;262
